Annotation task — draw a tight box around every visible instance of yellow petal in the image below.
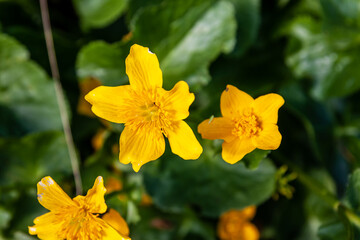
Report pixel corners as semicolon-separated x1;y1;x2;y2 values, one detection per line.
83;176;107;214
166;121;203;159
119;126;165;172
29;212;62;239
253;123;282;150
102;220;131;240
239;205;257;220
242;222;260;240
85;85;133;123
222;138;256;164
36;176;76;211
253;93;284;124
125;44;162;91
220;85;254;119
198;117;235;142
102;209;130;237
160;81;195;120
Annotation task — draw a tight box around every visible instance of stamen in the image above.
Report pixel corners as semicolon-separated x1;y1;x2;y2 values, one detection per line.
232;108;262;138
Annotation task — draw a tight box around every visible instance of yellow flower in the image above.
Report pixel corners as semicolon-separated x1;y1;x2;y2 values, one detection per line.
217;206;259;240
85;44;203;172
29;176;131;240
198;85;284;164
102;209;130;237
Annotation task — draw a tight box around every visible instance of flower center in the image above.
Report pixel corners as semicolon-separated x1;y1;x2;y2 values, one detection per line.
127;89;172;132
59;207;103;240
232;108;262;138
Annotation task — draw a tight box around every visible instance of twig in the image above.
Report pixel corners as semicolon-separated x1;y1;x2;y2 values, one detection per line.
39;0;82;194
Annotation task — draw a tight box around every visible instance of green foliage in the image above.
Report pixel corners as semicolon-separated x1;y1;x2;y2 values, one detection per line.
144;155;276;217
130;0;236;90
73;0;128;30
283;10;360;99
0;131;72;187
1;0;360;239
76;41;128;86
0;33;62;136
318;221;347;240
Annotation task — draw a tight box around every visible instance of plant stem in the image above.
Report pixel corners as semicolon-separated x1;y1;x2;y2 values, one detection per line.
273;152;360;228
39;0;82;195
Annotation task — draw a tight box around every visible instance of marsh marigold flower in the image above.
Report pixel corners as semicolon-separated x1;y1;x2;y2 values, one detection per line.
198;85;284;164
85;44;203;172
218;206;259;240
29;176;130;240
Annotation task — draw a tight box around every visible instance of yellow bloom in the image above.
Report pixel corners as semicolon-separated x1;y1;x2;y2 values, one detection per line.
29;176;130;240
217;206;259;240
85;44;203;172
198;85;284;164
102;209;130;237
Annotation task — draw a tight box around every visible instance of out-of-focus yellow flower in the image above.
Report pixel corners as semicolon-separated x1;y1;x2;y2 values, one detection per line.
198;85;284;164
85;44;203;172
105;176;123;194
92;128;107;151
29;176;130;240
140;193;153;206
122;32;133;42
217;206;259;240
77;77;102;117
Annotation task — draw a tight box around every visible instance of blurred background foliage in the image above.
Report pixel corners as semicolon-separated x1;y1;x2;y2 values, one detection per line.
0;0;360;239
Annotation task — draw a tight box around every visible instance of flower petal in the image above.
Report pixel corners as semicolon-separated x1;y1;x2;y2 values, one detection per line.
198;117;235;142
102;209;130;237
166;121;203;159
242;222;260;240
125;44;162;91
253;93;284;124
253;123;282;150
161;81;195;120
84;176;107;214
36;176;76;211
222;138;256;164
119;126;165;172
85;85;133;123
29;212;63;239
239;205;257;220
221;85;254;119
102;219;131;240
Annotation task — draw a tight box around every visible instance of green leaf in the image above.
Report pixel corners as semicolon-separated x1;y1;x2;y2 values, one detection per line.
144;155;276;217
73;0;128;30
226;0;260;56
0;207;11;231
242;149;270;169
317;221;348;240
320;0;360;25
0;33;62;136
344;169;360;210
0;34;28;66
283;16;360;99
76;41;128;86
0;131;72;187
131;0;236;89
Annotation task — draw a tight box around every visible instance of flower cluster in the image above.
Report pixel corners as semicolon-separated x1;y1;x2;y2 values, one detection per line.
30;44;284;239
217;206;259;240
85;44;284;169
